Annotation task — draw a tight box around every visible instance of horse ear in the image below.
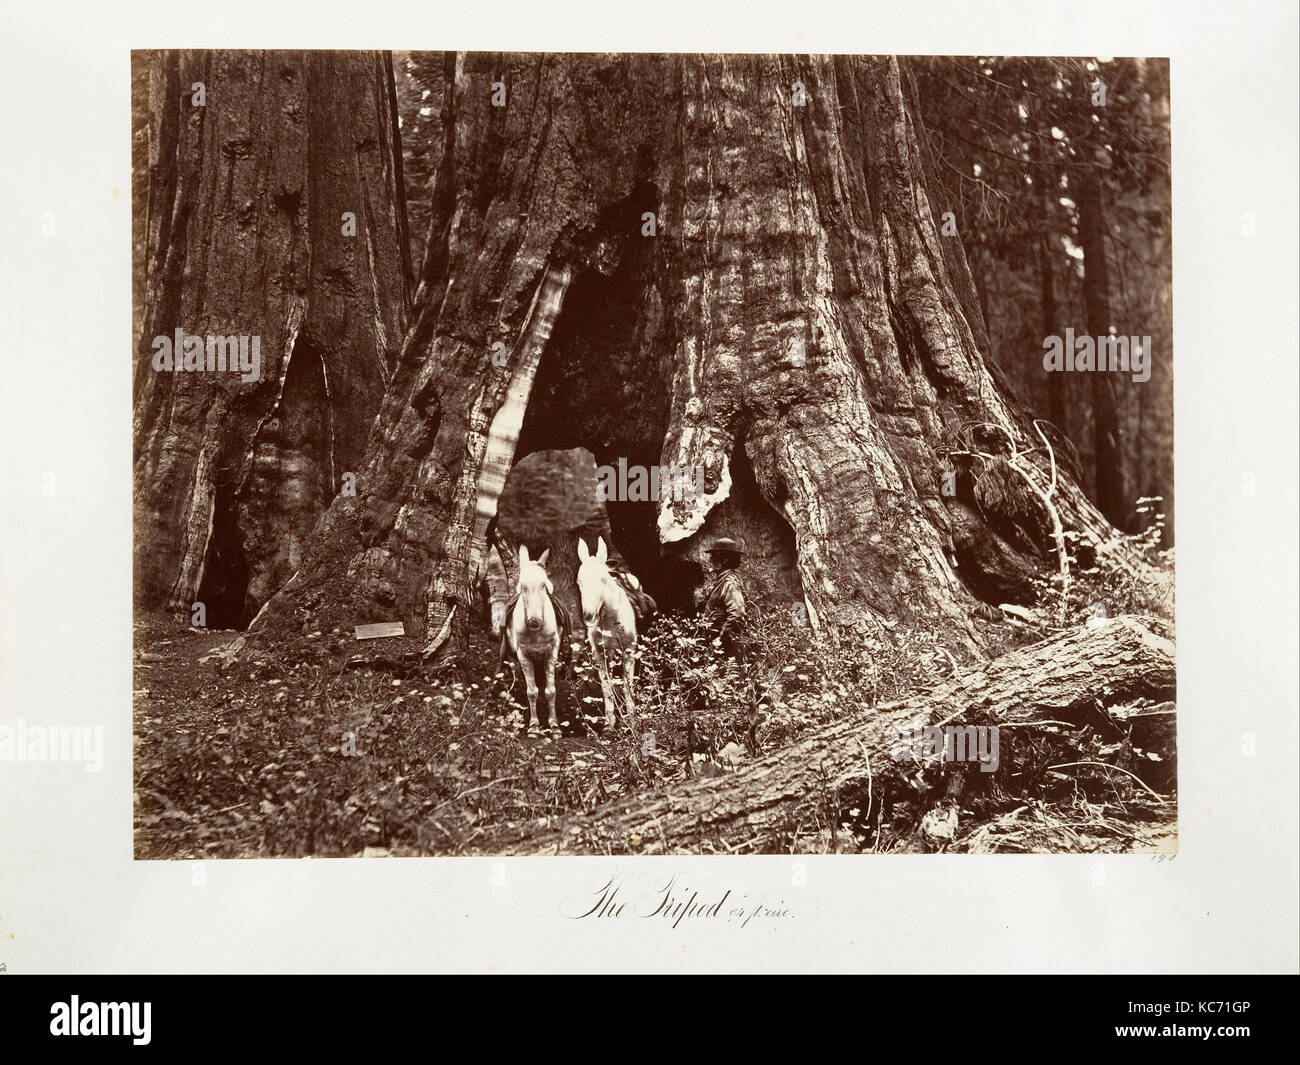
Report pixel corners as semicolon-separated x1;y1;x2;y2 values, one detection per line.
537;548;550;568
596;537;608;563
577;539;589;562
519;544;530;566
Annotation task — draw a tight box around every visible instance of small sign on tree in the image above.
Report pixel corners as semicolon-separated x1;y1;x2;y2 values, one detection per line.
354;621;406;641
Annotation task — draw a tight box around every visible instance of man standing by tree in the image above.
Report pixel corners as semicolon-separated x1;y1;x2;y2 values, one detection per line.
700;538;750;660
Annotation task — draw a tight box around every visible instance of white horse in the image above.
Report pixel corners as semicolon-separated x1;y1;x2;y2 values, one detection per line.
505;546;565;735
576;537;639;730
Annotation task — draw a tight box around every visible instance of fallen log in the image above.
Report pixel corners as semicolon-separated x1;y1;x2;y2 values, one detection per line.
475;617;1177;855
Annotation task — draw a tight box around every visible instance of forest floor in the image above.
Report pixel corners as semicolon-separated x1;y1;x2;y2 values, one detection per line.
134;587;1177;858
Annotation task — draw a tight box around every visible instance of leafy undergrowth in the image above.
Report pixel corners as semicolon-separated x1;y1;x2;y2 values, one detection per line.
135;563;1175;857
861;703;1177;855
1038;499;1176;640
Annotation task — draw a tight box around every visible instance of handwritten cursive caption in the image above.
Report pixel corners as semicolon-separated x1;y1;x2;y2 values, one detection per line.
562;869;793;928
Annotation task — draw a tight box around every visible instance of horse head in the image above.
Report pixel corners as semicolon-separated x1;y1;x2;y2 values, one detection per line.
517;545;552;631
576;536;611;628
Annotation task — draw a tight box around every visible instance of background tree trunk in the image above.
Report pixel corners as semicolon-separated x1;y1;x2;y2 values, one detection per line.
132;50;412;627
1077;170;1128;528
1039;235;1065;430
220;53;1146;658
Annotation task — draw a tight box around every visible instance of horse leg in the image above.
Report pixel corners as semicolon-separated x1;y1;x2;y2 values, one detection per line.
622;647;637;726
593;644;617;730
542;649;559;735
520;653;540;735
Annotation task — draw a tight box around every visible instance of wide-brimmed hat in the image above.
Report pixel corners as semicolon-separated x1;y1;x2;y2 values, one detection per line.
707;537;744;556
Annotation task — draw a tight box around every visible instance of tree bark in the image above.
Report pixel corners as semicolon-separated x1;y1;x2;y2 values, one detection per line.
1039;234;1065;431
235;53;1148;658
1077;170;1128;528
479;617;1176;855
132;50;412;627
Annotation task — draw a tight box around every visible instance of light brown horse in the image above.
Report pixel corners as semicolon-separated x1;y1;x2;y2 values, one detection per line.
505;546;566;735
576;537;641;730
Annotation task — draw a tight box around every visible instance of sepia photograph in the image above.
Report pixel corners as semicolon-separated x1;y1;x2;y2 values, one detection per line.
131;49;1177;858
0;0;1296;1003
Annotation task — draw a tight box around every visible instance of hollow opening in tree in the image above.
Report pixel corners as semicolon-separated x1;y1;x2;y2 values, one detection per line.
504;229;809;618
196;486;251;629
495;447;704;618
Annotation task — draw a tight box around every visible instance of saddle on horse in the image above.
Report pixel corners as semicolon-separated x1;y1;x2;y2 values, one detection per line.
610;569;657;623
498;589;573;669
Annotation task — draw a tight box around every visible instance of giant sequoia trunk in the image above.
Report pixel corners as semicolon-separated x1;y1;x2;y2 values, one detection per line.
154;53;1143;656
132;50;412;627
